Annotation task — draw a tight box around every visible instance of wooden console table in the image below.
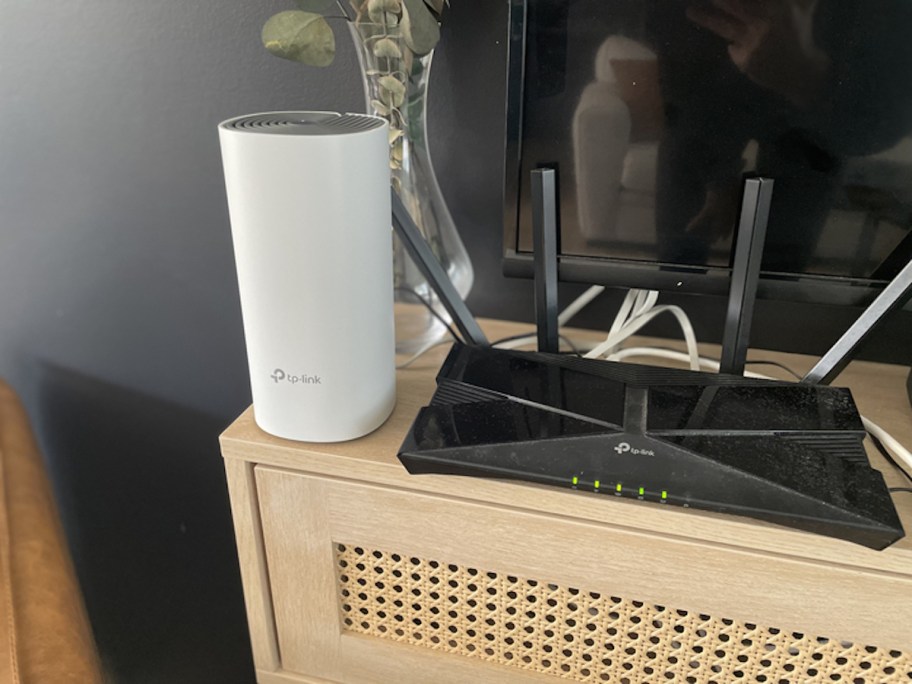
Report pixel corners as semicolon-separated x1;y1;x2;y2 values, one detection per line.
220;320;912;684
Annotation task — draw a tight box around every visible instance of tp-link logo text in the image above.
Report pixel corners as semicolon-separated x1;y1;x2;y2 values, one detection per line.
270;368;322;385
613;441;655;456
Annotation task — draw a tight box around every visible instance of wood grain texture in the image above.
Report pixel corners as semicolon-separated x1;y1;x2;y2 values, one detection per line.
256;467;912;682
221;317;912;683
255;466;559;684
221;322;912;572
255;669;336;684
255;470;343;680
332;541;912;682
326;470;912;650
222;458;281;671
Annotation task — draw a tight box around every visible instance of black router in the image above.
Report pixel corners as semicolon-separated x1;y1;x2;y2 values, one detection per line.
389;179;910;550
398;342;902;549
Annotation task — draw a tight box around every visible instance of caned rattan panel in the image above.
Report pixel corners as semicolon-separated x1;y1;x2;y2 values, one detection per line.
335;543;912;683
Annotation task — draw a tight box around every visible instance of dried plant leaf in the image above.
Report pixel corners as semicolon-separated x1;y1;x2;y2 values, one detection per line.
400;0;440;55
389;127;404;144
367;0;402;13
262;11;335;67
402;46;413;74
370;99;391;116
367;0;401;24
373;37;402;59
378;74;406;107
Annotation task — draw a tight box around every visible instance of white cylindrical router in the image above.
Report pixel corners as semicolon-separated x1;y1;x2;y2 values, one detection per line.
219;111;395;442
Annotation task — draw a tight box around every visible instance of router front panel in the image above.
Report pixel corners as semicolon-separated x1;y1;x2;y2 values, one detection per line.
399;344;903;549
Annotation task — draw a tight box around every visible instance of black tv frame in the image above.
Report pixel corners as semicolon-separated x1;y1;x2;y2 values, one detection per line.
501;0;912;317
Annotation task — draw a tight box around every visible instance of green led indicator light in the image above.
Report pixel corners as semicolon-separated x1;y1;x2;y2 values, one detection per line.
594;480;601;490
638;486;645;496
661;490;668;500
572;476;579;486
616;483;623;493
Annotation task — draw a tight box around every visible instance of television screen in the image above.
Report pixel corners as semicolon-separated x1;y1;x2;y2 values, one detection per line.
506;0;912;292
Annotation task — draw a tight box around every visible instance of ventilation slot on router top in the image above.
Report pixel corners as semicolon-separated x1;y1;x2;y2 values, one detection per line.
224;113;383;134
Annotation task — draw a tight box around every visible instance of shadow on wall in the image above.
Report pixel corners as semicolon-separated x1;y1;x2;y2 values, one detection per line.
33;364;255;684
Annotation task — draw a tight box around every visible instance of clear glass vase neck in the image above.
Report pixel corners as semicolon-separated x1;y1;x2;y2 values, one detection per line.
348;21;474;354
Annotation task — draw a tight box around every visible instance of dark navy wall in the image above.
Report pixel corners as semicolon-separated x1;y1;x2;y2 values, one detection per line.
0;2;527;681
0;1;905;681
1;2;361;681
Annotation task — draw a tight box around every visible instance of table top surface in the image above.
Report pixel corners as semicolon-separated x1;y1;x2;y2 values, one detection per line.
221;317;912;574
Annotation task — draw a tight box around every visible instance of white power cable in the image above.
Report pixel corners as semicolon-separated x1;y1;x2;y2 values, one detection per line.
863;416;912;480
633;290;659;318
586;302;701;371
605;289;640;345
496;287;700;371
558;285;605;326
494;285;609;351
607;347;768;379
607;346;912;481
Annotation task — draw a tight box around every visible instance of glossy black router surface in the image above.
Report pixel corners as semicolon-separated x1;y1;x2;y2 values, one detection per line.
398;344;904;550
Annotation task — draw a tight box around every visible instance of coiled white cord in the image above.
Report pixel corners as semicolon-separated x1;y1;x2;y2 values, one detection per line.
447;286;701;372
558;285;606;327
584;289;701;371
495;285;610;351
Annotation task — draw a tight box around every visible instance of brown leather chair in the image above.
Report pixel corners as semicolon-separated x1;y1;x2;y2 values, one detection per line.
0;380;102;683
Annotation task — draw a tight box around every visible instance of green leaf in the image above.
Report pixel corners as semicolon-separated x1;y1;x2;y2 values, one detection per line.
400;0;440;55
293;0;338;13
261;11;335;67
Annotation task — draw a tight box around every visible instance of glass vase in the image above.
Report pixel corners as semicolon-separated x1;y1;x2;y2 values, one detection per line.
350;22;474;354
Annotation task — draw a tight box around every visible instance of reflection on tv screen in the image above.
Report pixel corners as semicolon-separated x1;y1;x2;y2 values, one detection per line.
516;0;912;281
